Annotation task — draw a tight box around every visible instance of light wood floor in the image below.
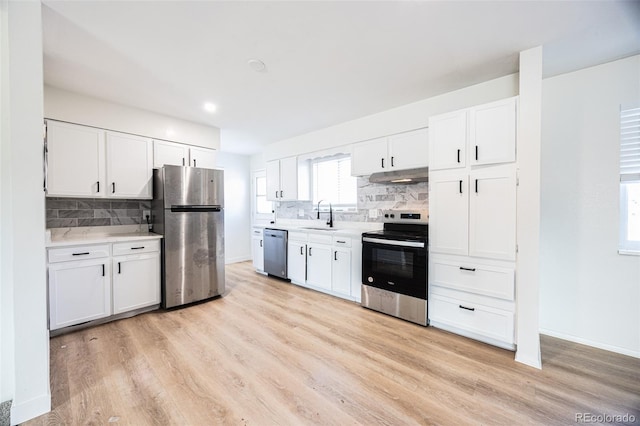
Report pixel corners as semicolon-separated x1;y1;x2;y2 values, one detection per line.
27;261;639;425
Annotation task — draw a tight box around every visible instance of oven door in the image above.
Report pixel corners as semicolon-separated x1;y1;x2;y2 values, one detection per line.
362;237;427;299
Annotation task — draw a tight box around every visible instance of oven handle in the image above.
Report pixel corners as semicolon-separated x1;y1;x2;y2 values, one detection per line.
362;237;425;248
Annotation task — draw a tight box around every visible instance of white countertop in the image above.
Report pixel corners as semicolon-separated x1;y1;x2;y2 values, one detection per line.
46;225;163;248
252;220;382;238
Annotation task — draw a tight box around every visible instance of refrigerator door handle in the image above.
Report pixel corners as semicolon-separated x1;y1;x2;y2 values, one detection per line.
170;205;222;212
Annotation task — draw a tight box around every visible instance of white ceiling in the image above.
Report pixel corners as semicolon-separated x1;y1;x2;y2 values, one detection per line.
42;1;640;155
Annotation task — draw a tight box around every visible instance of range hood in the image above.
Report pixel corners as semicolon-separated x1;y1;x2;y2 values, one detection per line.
368;167;429;184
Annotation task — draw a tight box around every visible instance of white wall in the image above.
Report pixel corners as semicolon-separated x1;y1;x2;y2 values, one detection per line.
44;85;221;150
265;74;518;160
216;152;252;264
1;1;51;423
540;55;640;358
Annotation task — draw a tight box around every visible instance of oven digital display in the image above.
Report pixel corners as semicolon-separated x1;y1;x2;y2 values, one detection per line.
400;213;421;220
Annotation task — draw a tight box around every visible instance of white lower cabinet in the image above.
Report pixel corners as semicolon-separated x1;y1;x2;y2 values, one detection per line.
251;227;264;272
429;254;515;349
112;253;160;314
47;239;161;331
306;243;332;290
287;240;307;284
48;257;111;331
331;247;351;297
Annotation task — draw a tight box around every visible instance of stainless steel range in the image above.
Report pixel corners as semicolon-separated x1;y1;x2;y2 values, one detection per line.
361;210;428;326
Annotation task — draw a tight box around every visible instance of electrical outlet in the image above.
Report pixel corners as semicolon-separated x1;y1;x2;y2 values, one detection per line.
143;210;151;221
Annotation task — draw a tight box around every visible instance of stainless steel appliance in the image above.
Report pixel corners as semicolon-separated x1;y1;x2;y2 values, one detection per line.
263;228;288;279
361;210;428;326
152;165;225;308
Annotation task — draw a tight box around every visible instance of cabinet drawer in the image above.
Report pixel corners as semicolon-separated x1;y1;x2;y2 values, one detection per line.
251;228;263;237
332;236;351;247
113;240;160;256
429;294;514;345
431;258;514;301
48;244;110;263
308;233;332;244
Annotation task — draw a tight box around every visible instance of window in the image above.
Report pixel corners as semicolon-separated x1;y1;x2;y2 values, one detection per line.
253;171;272;218
311;155;357;210
619;106;640;253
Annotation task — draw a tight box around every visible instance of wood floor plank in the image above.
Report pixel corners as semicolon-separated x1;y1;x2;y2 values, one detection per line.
26;261;640;425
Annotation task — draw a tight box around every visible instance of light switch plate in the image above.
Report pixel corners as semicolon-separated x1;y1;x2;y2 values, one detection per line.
369;209;378;218
298;209;304;217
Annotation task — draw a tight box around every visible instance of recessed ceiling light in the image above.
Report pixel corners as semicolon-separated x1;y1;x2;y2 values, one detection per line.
203;102;217;113
247;59;266;72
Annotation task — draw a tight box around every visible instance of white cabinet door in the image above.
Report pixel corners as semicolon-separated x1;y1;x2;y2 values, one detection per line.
112;253;160;315
387;128;428;171
287;241;307;284
429;172;469;256
351;137;388;176
306;243;332;290
252;235;264;271
331;247;351;296
469;166;517;261
429;110;467;171
48;258;111;330
153;140;188;168
279;156;298;201
469;97;516;166
106;131;153;199
190;146;217;169
266;160;281;201
46;121;105;197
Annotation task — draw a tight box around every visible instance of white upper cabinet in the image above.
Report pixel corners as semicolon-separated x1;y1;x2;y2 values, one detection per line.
351;128;428;176
469;97;517;166
153;140;217;169
106;131;153;199
351;137;388;176
429;110;467;171
387;128;429;171
46;121;105;197
429;97;517;171
153;140;189;167
46;120;153;199
266;156;303;201
190;146;217;169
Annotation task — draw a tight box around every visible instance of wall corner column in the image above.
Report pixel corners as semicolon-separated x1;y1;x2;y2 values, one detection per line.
515;46;543;369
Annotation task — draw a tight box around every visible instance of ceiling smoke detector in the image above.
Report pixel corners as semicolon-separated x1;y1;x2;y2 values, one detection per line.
247;59;266;72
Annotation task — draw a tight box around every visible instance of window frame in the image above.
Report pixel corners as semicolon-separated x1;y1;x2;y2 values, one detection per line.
618;104;640;255
252;170;273;222
310;154;358;213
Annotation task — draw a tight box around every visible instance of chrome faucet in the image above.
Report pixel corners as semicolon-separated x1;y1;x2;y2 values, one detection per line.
316;200;334;228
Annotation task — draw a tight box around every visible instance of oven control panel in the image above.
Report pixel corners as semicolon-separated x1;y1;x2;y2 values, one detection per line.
382;210;428;223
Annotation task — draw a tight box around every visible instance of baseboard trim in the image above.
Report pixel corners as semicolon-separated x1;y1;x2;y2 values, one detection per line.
540;328;640;359
225;256;251;265
10;393;50;425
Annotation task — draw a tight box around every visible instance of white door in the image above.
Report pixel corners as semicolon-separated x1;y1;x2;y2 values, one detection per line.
46;121;105;197
48;259;111;330
331;247;351;296
429;172;469;256
429;110;467;171
106;131;153;199
469;166;517;261
469;97;517;166
112;254;160;314
287;241;306;285
350;137;388;176
306;243;332;290
153;140;189;168
252;235;264;271
265;160;281;201
387;128;429;171
190;146;217;169
279;156;298;201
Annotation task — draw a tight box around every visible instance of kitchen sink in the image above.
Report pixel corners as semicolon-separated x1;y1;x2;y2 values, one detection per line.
300;227;339;231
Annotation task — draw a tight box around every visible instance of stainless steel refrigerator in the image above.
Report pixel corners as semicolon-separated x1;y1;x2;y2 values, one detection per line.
152;165;225;308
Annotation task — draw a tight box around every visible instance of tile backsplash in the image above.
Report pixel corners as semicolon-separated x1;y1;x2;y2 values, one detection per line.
274;177;428;222
46;198;150;228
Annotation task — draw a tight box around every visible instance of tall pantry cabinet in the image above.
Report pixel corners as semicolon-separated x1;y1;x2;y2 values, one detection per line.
428;97;518;350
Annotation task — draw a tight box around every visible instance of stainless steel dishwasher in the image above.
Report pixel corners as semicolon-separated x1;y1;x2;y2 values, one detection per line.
263;228;288;279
